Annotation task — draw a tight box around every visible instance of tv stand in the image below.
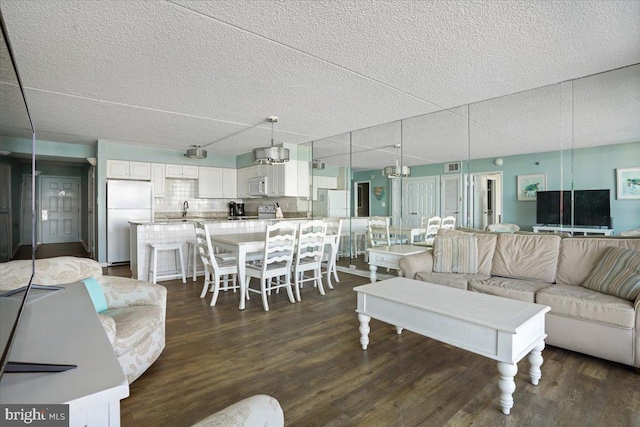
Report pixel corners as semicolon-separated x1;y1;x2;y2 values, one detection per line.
0;283;129;426
533;225;614;236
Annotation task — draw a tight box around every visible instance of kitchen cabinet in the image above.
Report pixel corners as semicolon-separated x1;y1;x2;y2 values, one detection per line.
166;164;199;179
106;160;151;180
237;167;251;198
312;175;338;200
198;167;237;198
151;163;166;197
221;168;237;198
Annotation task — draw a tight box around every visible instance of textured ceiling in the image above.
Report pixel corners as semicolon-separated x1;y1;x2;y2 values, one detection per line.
0;0;639;169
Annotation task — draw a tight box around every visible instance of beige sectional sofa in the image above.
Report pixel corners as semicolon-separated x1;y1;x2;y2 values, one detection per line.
0;256;167;383
398;230;640;370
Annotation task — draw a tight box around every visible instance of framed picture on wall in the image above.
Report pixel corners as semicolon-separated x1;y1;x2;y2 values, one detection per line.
616;167;640;200
517;173;547;201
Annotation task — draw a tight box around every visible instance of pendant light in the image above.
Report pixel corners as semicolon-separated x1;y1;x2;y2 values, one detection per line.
312;159;325;170
185;145;207;159
383;144;410;178
252;116;290;165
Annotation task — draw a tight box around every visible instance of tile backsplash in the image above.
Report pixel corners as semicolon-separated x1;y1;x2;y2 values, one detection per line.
154;179;229;213
154;178;310;218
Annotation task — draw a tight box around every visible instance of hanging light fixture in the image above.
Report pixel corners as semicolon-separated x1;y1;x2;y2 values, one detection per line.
383;144;410;178
312;159;325;170
252;116;289;165
185;145;207;159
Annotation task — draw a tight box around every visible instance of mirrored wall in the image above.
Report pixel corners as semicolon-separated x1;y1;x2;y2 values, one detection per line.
309;65;640;276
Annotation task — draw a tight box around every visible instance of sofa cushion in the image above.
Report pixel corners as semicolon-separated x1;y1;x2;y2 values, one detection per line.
469;277;552;303
536;284;634;328
103;305;164;356
415;271;490;290
582;247;640;301
491;233;561;283
433;236;478;274
0;256;103;291
556;237;640;286
437;229;497;275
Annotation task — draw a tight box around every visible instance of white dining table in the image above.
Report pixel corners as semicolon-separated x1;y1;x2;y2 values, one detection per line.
209;231;341;310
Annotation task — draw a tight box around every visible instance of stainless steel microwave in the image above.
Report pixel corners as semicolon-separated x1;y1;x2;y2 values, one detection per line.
248;176;268;197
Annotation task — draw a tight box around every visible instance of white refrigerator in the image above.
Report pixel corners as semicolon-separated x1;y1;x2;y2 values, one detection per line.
314;189;351;217
107;180;153;265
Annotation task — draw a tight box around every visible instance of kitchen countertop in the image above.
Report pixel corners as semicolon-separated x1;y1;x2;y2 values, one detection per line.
129;217;307;226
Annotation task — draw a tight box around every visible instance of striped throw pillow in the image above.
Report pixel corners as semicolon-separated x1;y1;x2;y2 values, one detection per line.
582;247;640;301
433;236;478;274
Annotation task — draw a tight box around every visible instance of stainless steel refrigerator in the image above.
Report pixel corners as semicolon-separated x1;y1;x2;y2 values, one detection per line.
107;180;153;265
0;165;11;262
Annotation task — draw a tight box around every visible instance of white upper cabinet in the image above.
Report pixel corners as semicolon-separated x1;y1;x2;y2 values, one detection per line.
107;160;151;180
198;167;237;198
166;164;199;179
151;163;166;197
221;168;237;198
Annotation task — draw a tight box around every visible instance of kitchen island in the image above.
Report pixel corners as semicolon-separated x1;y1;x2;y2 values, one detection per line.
129;218;308;282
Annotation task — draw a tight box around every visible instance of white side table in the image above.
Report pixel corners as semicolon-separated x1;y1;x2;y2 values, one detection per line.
367;244;428;282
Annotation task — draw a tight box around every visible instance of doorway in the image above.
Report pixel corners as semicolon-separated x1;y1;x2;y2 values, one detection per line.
465;172;503;230
396;176;439;228
441;174;461;225
355;181;370;217
40;176;81;244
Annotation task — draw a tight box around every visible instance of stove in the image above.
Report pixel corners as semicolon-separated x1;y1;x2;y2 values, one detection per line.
257;205;277;219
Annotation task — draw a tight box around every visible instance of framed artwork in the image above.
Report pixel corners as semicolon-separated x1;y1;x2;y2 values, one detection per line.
517;173;547;201
616;167;640;200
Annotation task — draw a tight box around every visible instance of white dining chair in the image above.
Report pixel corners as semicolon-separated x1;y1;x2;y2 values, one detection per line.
194;222;238;306
415;216;441;247
245;222;298;311
367;216;391;249
322;217;343;287
441;215;456;230
292;220;327;301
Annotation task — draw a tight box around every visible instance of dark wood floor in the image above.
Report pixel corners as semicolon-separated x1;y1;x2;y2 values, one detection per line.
115;268;640;427
13;242;90;260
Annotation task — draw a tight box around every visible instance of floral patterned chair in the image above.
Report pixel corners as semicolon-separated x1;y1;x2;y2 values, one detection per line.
0;256;167;384
192;395;284;427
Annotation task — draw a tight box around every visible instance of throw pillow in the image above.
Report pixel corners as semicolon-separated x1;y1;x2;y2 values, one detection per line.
582;247;640;301
433;236;478;274
82;277;108;313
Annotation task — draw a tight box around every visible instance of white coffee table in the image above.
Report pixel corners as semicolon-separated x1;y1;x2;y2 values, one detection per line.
354;277;550;415
366;244;428;282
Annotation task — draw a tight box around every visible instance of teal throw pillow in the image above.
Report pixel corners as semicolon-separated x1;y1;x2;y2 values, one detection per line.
82;277;108;313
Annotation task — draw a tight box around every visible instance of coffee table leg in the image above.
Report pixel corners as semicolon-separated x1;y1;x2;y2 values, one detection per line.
369;265;378;283
528;341;545;386
395;326;403;334
497;362;518;415
358;313;371;350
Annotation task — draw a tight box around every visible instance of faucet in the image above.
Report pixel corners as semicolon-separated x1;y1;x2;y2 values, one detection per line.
182;201;189;218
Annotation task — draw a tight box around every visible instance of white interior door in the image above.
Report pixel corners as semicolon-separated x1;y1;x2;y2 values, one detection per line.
467;172;503;229
41;176;80;244
87;166;95;258
441;174;461;225
401;176;438;228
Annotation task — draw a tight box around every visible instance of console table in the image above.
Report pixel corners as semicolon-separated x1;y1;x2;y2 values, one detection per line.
0;284;129;426
532;225;613;236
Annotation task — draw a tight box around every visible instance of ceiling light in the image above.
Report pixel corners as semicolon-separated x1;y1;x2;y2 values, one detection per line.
383;144;410;178
312;159;325;170
185;145;207;159
252;116;289;165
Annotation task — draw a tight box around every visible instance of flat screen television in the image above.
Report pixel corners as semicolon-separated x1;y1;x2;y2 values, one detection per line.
536;189;611;228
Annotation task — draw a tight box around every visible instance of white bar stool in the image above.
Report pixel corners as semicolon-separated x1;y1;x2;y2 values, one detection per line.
186;240;202;281
148;243;186;284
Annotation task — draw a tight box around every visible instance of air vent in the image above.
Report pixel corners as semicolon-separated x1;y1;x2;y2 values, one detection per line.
444;162;461;173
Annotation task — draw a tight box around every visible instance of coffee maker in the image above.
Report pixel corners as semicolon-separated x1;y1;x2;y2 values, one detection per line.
229;202;245;218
